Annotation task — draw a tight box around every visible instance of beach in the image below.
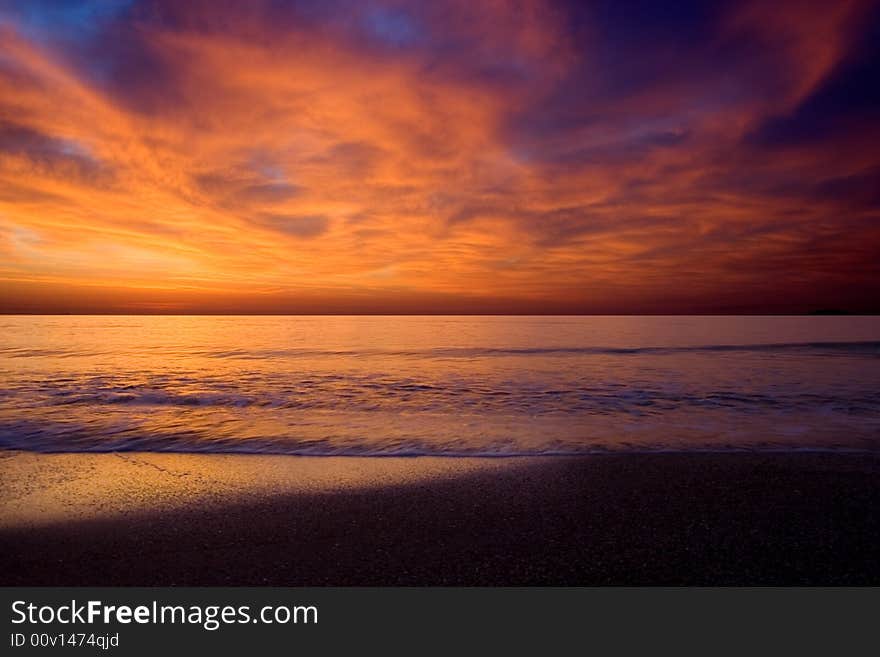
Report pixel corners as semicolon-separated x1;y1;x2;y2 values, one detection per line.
1;451;877;585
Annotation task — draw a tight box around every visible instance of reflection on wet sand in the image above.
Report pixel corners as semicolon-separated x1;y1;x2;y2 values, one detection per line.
0;451;520;529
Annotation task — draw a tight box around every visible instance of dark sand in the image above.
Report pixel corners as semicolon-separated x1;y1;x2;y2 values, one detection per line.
1;452;878;585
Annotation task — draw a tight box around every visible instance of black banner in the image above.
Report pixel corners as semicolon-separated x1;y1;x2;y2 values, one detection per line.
1;588;876;655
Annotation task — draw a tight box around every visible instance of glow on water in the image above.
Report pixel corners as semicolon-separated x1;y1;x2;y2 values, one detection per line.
1;315;879;455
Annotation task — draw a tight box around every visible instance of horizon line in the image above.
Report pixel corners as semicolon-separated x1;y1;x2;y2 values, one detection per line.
1;311;875;317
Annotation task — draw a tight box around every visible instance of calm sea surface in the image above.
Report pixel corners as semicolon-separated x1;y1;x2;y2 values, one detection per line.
1;315;878;455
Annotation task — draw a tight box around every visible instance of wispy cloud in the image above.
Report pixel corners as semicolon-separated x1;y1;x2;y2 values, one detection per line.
0;0;878;313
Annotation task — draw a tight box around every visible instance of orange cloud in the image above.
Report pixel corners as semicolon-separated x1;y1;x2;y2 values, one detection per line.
0;0;878;313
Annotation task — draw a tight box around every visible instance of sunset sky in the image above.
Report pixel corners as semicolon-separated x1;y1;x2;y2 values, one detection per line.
0;0;878;314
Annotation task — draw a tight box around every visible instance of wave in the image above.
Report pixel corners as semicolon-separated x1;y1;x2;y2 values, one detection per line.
2;340;879;359
19;384;880;415
2;411;878;456
0;437;875;458
3;328;878;457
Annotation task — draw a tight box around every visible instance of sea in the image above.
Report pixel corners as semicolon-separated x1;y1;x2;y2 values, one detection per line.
1;315;878;456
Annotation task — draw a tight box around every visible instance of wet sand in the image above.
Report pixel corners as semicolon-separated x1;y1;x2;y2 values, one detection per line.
1;451;878;585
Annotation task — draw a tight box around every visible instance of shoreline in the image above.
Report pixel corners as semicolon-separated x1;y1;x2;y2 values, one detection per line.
1;451;878;585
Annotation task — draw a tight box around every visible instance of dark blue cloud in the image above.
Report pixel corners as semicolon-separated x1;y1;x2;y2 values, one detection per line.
363;6;420;47
566;0;731;95
0;122;109;183
0;0;133;44
745;5;880;148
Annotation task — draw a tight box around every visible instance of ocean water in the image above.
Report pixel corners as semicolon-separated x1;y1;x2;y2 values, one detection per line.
1;315;878;456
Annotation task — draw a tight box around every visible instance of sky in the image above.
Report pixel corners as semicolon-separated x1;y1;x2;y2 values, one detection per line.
0;0;878;314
